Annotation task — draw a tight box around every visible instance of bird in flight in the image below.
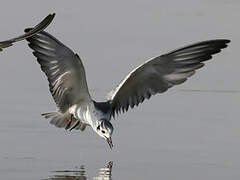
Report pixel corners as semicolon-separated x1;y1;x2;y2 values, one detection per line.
0;14;230;149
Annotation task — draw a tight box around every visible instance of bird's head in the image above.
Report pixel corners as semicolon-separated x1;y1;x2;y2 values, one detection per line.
95;119;114;149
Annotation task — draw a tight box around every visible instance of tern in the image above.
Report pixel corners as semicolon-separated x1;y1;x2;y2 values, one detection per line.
0;14;230;149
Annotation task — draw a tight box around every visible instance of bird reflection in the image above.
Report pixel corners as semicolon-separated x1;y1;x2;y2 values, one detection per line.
46;161;113;180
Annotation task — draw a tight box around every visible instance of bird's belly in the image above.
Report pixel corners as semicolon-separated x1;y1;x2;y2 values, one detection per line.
75;106;92;125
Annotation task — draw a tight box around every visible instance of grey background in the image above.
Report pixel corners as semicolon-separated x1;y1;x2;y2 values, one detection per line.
0;0;239;179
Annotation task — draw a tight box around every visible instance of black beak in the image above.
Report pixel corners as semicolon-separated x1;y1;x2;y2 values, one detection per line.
106;137;113;149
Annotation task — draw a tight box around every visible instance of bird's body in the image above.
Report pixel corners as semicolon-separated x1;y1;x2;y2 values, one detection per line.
68;101;111;130
0;14;230;148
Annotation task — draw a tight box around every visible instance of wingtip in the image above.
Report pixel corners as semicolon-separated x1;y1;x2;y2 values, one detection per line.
216;39;231;45
226;39;231;43
220;39;231;48
42;13;55;27
48;13;56;20
24;13;56;34
207;39;231;45
220;39;231;44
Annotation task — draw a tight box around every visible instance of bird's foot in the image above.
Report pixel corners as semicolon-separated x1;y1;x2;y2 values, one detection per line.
69;120;80;131
65;114;73;130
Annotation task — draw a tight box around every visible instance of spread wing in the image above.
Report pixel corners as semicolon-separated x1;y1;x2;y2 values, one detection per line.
0;13;55;51
25;29;92;113
108;39;230;117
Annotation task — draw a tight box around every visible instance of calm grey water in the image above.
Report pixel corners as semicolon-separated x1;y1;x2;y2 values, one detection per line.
0;1;239;180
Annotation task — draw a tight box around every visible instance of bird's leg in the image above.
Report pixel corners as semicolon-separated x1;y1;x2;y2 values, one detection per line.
107;161;113;169
69;120;80;131
65;114;73;130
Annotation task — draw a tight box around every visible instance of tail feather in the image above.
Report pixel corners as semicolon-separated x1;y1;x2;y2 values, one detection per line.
41;111;70;128
41;111;87;131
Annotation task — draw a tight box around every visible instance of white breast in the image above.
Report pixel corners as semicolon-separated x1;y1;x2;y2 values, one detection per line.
69;103;110;127
69;104;91;125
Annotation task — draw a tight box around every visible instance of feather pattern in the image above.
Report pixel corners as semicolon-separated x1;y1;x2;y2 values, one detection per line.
108;39;230;117
25;30;92;113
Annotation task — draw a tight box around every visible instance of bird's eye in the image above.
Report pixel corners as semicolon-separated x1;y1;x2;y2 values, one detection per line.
102;130;105;134
97;125;100;130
